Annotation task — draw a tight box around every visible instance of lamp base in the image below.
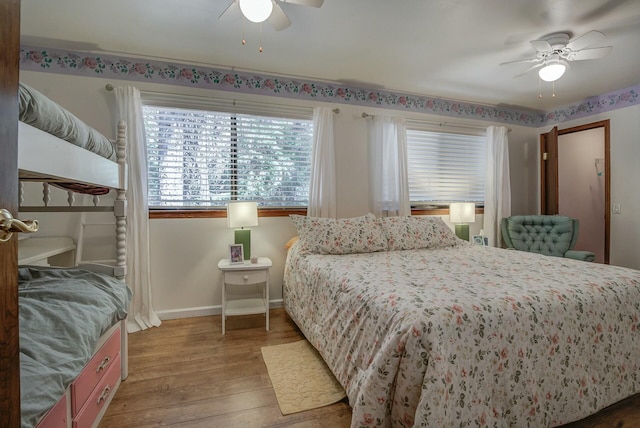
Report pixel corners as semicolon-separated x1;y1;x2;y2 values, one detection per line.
234;229;251;260
455;224;470;241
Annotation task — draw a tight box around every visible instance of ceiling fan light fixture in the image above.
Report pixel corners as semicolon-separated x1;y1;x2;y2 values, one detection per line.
538;58;567;82
239;0;273;23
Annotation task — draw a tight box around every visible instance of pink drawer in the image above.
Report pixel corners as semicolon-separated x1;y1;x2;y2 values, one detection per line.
72;353;121;428
37;393;68;428
71;326;121;416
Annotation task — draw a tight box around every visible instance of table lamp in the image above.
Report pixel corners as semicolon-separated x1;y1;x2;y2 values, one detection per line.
449;202;475;241
227;201;258;260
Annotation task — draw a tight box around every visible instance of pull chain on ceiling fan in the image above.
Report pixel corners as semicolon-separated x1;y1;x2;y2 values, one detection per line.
220;0;324;52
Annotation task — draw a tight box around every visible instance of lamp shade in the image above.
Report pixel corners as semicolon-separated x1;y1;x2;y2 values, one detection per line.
449;202;476;224
539;63;566;82
227;201;259;228
238;0;273;23
538;54;567;82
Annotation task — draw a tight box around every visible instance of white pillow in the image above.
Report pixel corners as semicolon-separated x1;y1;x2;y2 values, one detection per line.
290;213;388;255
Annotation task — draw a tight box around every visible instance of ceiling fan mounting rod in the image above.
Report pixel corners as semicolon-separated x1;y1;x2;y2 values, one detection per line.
542;32;571;49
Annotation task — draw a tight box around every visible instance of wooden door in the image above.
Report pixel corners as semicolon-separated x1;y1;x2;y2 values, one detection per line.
540;126;558;214
0;0;21;426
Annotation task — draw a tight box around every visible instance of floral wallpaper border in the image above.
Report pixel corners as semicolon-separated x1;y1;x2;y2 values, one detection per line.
541;85;639;125
19;46;640;128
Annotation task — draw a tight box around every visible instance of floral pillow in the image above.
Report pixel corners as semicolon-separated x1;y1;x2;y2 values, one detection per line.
290;213;388;255
378;216;458;250
430;216;459;247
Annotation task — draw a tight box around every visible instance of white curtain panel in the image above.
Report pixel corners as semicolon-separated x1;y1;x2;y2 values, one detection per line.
483;125;512;247
367;116;411;217
114;86;162;333
308;106;337;218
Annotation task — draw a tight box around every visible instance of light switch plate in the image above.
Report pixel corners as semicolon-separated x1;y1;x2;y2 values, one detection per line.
612;203;621;214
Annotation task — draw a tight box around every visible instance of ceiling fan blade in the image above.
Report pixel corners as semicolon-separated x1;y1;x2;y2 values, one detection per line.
499;57;540;66
279;0;324;7
513;63;544;78
270;3;291;31
530;39;552;52
568;46;612;61
218;0;238;19
566;30;605;51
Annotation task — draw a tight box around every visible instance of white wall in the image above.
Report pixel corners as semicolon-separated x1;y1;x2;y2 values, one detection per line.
539;104;640;270
19;70;542;318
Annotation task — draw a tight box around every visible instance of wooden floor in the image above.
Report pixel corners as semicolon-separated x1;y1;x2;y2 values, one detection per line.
101;308;640;428
100;308;351;427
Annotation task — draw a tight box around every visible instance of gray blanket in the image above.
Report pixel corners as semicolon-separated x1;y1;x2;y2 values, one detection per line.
18;83;117;161
19;266;132;427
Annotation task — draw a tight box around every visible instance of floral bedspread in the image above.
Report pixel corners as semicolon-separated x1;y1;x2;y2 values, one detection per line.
283;242;640;427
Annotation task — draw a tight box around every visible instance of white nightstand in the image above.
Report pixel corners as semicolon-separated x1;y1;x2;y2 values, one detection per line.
217;257;272;335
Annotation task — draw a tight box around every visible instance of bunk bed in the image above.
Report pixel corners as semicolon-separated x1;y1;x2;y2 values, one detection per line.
284;214;640;428
17;82;131;428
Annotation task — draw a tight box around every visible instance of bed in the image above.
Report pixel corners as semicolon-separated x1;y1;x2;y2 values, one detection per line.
15;82;131;428
284;214;640;427
18;82;126;190
19;266;131;428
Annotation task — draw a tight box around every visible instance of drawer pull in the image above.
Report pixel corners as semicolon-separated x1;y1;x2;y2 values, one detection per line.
97;385;111;405
96;356;111;373
243;275;249;280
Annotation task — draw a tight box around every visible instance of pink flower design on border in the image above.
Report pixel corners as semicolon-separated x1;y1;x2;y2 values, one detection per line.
27;51;44;63
133;63;146;74
180;68;193;80
83;57;98;69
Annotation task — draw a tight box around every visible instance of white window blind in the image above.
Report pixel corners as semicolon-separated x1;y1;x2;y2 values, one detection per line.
143;105;313;208
406;129;486;207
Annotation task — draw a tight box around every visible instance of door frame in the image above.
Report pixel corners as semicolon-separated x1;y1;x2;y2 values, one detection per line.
0;0;21;426
540;120;610;263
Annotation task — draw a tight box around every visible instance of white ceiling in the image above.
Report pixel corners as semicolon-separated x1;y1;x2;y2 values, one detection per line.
20;0;640;111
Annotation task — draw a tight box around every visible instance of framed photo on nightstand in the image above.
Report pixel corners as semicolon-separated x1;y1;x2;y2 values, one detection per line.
229;243;244;264
472;235;486;246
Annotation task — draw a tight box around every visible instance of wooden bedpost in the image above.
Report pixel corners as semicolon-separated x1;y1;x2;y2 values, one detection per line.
114;120;127;282
115;120;129;380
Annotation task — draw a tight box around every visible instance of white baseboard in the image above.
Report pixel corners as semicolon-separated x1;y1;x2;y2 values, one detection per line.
156;299;283;321
156;306;219;320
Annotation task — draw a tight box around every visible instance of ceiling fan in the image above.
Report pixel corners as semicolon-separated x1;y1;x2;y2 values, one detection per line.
501;30;613;82
219;0;324;31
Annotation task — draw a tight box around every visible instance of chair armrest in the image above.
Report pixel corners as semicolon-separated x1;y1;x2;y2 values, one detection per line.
564;250;596;262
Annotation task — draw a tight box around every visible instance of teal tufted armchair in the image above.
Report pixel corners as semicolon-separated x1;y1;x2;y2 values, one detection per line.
501;215;596;262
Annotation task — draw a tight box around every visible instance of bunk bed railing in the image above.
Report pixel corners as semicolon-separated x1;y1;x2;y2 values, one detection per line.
18;182;116;212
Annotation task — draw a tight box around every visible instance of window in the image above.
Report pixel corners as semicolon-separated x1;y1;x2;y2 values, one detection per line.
142;105;313;209
406;129;486;208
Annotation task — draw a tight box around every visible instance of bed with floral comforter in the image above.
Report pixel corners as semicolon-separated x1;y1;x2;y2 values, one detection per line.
284;214;640;427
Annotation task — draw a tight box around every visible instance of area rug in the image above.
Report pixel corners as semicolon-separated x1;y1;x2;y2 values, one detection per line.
261;340;346;415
